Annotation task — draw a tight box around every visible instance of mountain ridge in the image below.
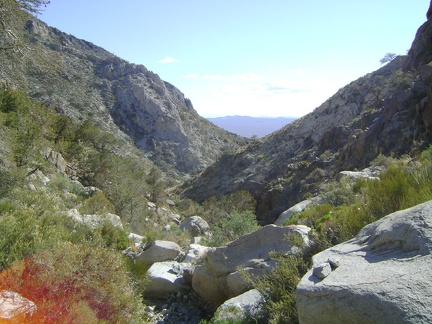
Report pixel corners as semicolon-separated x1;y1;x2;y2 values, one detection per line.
182;27;432;223
1;17;248;176
3;7;432;226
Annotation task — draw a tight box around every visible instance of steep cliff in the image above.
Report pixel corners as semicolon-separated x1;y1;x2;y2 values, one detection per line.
183;19;432;224
0;18;247;175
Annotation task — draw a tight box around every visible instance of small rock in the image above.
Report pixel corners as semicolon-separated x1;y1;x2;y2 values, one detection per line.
147;202;156;209
128;232;144;244
312;262;332;279
26;182;36;191
166;199;176;207
328;257;340;269
0;290;37;320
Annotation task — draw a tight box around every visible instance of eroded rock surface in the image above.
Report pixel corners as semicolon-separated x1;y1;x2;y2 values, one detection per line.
297;200;432;323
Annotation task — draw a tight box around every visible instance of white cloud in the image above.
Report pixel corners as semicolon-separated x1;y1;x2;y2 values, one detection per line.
182;71;341;117
157;56;179;64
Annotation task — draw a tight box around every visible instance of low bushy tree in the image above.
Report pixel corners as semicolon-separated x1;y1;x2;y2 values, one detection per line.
205;210;259;246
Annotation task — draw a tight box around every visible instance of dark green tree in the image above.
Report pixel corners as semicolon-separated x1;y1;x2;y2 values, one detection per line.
146;167;165;202
379;52;396;65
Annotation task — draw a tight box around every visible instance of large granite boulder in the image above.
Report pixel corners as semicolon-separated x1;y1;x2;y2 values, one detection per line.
192;224;310;306
136;240;181;266
296;200;432;324
144;262;190;298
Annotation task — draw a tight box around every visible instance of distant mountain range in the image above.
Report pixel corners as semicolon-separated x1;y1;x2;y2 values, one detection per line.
207;116;297;138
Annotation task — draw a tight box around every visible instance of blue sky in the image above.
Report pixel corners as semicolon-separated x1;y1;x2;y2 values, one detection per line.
39;1;428;117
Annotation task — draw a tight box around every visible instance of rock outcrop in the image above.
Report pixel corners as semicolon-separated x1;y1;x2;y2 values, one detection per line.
296;200;432;323
66;209;123;229
339;166;381;181
192;224;310;306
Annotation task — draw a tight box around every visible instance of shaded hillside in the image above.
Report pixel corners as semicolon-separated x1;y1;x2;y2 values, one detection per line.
0;18;248;176
207;116;296;138
183;18;432;224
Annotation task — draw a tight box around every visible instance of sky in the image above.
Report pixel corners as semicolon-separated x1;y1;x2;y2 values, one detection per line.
39;1;429;118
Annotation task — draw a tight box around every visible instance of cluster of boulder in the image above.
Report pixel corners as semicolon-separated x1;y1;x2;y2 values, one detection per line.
4;163;431;322
124;215;311;322
132;193;432;324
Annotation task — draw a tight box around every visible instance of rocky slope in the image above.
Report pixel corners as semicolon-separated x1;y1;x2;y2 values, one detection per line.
0;18;247;176
183;19;432;224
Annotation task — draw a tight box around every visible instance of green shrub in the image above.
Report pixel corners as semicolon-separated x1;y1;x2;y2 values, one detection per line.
284;203;332;227
48;173;87;197
205;210;259;247
321;176;365;206
364;162;432;219
0;242;145;323
98;222;130;250
201;190;256;226
254;253;309;324
79;191;115;215
0;189;70;269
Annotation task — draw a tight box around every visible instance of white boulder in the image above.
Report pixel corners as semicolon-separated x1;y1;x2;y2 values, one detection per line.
182;244;209;263
275;197;323;225
297;200;432;323
144;262;190;298
136;240;181;266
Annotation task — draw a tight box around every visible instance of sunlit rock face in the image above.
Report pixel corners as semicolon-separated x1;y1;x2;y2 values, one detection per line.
296;200;432;324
